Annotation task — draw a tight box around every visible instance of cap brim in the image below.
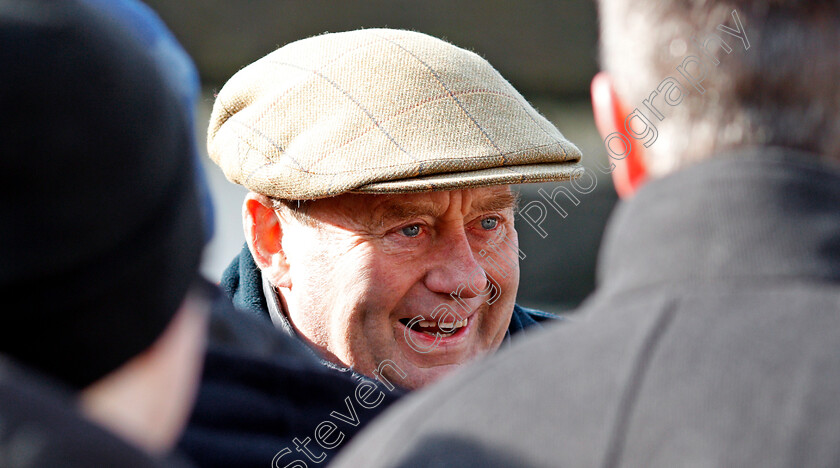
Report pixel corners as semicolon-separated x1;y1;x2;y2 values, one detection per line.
352;161;583;194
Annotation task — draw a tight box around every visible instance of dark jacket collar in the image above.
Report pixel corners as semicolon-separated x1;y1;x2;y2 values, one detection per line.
597;146;840;296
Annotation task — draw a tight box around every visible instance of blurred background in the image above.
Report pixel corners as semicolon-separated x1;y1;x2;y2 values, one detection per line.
146;0;617;314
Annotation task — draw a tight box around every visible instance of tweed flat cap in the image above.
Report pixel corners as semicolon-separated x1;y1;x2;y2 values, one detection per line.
208;28;582;200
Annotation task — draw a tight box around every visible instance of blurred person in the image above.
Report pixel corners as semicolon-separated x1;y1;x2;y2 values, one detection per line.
86;2;408;467
209;29;583;391
330;1;840;467
0;0;209;465
74;3;407;468
0;2;400;468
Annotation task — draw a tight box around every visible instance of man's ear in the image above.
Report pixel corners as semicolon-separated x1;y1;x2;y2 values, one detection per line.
591;72;648;198
243;193;292;288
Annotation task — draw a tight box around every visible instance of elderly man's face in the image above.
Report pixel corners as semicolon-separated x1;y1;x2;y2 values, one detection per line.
261;186;520;389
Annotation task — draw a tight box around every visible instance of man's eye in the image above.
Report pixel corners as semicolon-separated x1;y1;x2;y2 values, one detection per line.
401;224;422;237
480;217;499;230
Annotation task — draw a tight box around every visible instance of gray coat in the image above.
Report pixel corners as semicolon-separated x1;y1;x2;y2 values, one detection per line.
331;147;840;468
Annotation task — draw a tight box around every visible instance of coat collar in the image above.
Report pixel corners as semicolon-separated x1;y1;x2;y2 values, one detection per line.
597;146;840;296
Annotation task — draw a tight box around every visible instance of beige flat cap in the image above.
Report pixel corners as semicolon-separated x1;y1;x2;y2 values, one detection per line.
208;28;582;200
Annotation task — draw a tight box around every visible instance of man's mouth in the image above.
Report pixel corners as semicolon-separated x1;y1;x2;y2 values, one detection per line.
398;317;469;337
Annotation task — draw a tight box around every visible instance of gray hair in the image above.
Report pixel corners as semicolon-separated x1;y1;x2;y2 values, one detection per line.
269;197;317;227
598;0;840;176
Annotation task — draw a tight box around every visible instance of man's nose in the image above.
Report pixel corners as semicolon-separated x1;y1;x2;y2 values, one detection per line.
423;228;487;297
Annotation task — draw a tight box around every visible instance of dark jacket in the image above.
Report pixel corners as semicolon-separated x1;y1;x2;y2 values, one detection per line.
178;282;402;468
330;147;840;468
220;244;556;377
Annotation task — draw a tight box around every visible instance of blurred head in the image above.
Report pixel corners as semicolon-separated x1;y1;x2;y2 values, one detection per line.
592;0;840;196
209;29;582;388
80;287;209;454
0;0;209;454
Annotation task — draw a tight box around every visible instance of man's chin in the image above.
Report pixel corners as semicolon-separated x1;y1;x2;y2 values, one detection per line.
394;361;468;390
391;340;495;390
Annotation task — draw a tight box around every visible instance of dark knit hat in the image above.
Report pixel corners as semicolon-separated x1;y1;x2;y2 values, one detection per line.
0;0;205;388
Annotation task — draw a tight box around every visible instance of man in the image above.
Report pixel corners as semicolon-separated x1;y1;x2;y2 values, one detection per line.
209;28;583;390
331;1;840;467
0;0;208;464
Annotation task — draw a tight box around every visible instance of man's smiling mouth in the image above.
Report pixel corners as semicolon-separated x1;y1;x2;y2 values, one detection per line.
398;317;469;337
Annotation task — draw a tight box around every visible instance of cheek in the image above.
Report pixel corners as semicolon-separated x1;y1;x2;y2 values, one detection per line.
287;229;368;291
318;243;406;328
362;240;430;298
483;228;521;289
498;253;520;292
481;228;520;339
282;227;330;282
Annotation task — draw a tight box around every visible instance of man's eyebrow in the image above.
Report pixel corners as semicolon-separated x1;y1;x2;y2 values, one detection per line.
374;202;443;227
470;191;520;215
370;191;520;228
